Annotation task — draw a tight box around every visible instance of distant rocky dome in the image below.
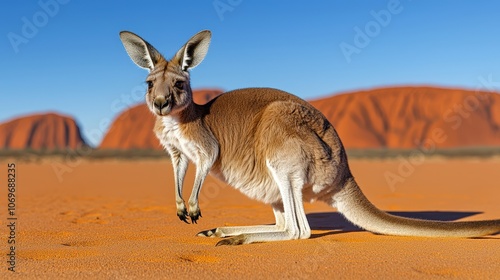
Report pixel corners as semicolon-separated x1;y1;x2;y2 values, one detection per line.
309;86;500;148
99;89;223;150
99;86;500;150
0;112;87;150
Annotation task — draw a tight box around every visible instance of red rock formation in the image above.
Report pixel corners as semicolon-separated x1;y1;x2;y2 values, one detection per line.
99;89;223;150
99;86;500;150
309;87;500;148
99;104;158;150
0;112;87;150
191;89;224;104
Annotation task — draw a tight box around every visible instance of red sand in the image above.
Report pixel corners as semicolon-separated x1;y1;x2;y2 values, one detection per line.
0;157;499;279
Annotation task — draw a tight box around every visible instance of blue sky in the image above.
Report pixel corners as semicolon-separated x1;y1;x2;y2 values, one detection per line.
1;1;500;146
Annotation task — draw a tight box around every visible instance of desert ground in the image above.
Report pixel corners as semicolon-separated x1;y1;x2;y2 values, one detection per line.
0;155;499;279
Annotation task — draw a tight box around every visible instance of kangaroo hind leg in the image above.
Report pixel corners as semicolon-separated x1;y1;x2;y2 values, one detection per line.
197;203;285;238
215;160;311;246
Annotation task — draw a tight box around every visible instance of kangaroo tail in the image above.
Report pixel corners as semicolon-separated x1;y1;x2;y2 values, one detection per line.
333;177;500;237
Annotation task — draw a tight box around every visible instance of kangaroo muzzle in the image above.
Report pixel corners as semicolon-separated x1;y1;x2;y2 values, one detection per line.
153;96;170;115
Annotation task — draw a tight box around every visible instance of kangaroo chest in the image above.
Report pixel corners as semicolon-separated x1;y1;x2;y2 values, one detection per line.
160;117;202;163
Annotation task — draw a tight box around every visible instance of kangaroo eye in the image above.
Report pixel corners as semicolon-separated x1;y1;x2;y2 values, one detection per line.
174;81;184;90
146;81;153;90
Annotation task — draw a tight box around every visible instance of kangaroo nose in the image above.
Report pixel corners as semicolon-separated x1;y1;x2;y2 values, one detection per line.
154;96;169;110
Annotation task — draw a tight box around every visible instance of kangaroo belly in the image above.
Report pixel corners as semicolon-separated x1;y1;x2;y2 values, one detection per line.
210;164;282;205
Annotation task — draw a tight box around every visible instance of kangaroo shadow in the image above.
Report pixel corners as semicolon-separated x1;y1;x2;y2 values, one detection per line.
307;211;499;238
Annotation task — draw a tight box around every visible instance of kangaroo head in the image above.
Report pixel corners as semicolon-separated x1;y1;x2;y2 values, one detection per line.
119;30;211;116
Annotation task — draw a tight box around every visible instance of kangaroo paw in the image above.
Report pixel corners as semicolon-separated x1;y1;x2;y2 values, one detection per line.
189;209;202;224
216;234;246;246
197;228;220;237
177;208;190;224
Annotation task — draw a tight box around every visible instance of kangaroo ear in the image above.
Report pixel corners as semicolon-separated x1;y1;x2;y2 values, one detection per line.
119;31;164;71
174;30;211;71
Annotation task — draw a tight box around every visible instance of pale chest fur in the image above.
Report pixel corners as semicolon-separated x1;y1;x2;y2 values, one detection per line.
158;116;203;163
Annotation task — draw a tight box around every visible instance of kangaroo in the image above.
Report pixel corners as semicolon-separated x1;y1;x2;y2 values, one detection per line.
119;30;500;246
